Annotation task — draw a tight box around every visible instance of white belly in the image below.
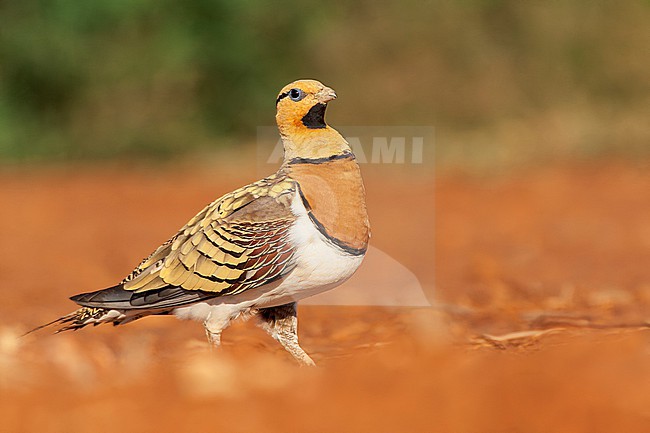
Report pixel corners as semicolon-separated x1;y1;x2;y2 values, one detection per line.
173;190;366;323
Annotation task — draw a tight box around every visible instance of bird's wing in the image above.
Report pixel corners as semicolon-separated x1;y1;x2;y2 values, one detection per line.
120;173;299;298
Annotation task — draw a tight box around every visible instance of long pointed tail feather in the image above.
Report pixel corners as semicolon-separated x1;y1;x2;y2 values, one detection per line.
23;307;118;336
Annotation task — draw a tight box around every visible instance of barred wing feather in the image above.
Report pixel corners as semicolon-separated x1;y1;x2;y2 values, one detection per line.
121;175;298;297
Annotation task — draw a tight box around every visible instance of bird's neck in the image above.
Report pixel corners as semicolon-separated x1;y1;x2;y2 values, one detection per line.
279;126;352;162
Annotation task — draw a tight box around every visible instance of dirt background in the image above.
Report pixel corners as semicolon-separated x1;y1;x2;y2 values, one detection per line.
1;159;649;432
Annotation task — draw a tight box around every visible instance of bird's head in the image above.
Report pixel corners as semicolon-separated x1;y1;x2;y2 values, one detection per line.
275;79;350;161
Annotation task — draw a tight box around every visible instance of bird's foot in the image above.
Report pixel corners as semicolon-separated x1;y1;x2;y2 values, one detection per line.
204;327;222;348
258;302;316;366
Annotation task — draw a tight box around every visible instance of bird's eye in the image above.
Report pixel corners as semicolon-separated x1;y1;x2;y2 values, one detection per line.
289;88;305;102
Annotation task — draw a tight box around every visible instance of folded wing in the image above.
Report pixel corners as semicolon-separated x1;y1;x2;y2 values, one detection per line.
72;174;299;310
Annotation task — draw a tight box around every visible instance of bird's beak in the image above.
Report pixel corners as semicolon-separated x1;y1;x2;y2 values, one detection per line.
317;87;337;103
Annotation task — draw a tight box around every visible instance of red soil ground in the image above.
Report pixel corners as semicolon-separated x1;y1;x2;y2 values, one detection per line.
0;160;649;432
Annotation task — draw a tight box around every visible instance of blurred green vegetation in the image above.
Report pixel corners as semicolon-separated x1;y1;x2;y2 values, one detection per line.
0;0;648;164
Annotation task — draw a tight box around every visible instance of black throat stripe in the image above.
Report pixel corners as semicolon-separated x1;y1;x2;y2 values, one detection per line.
288;151;354;165
301;103;327;129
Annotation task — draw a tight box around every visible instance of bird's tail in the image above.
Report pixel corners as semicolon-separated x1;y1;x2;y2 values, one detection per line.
24;307;123;336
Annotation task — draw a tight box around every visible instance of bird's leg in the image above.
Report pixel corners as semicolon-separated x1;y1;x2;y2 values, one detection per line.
204;326;222;347
258;302;315;366
203;312;229;349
